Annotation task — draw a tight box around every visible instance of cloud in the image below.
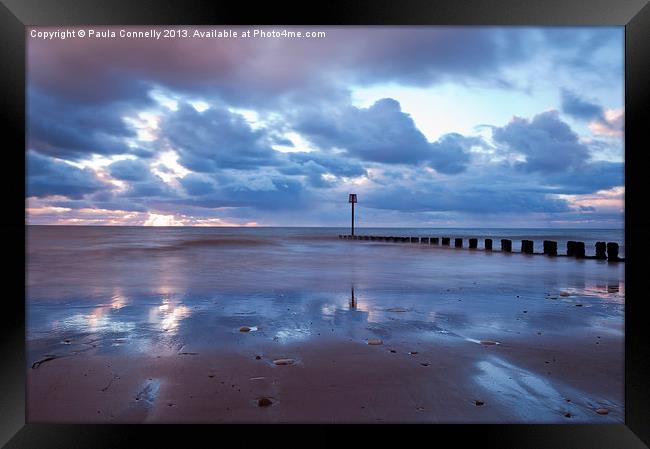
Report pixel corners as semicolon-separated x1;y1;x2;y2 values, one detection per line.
544;161;624;194
428;133;483;174
25;27;624;227
589;108;624;138
28;27;533;110
492;111;590;173
561;88;604;122
283;152;367;187
560;89;624;139
107;159;150;181
293;98;480;173
161;103;280;172
27;90;143;159
178;173;217;196
27;151;106;199
361;181;572;215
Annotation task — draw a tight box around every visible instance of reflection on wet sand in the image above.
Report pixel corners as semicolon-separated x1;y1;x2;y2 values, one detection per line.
149;298;192;333
474;356;621;422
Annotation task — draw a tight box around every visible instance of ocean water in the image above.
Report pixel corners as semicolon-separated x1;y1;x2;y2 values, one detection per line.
27;225;625;339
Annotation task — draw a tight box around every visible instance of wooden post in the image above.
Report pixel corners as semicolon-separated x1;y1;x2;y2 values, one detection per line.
574;241;585;258
485;239;493;251
543;240;557;256
567;241;576;257
501;239;512;252
595;242;607;259
410;237;419;243
521;240;534;254
606;242;619;261
469;238;478;249
431;237;439;245
442;237;450;246
454;238;463;248
420;237;429;244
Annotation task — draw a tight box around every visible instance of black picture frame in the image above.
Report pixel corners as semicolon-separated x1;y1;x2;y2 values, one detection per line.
2;0;648;447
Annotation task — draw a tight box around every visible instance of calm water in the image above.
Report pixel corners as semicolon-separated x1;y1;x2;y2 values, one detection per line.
27;225;625;343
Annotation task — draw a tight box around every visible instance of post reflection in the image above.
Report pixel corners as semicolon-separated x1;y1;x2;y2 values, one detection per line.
349;285;356;309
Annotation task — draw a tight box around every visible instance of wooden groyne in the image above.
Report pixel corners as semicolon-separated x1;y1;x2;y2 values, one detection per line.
337;234;624;262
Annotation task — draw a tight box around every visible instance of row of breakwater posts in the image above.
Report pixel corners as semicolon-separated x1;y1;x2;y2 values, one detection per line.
337;235;624;262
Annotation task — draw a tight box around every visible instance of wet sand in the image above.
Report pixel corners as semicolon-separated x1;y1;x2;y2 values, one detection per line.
26;227;625;423
28;307;623;423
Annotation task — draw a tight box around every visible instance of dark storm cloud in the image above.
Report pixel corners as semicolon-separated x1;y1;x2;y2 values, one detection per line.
294;98;431;164
544;161;624;194
428;133;483;174
27;90;140;159
105;158;178;199
282;152;367;188
27;151;106;199
171;175;310;211
362;183;571;214
560;89;605;122
28;27;529;110
161;103;280;172
293;98;480;173
492;111;590;173
107;159;151;181
179;173;217;196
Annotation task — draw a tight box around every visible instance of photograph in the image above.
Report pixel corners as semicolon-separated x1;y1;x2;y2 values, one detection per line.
24;24;628;424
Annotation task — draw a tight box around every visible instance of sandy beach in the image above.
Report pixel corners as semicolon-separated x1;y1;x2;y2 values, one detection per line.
26;226;625;423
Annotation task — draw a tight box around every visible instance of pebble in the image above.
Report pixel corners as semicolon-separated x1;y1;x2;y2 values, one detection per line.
255;355;262;360
475;400;485;406
239;326;251;332
596;408;609;415
409;351;418;355
258;397;273;407
367;339;383;345
560;292;571;297
575;304;583;307
420;362;430;367
273;358;295;366
480;340;499;346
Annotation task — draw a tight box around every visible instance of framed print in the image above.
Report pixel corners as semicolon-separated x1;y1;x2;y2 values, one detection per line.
1;0;649;447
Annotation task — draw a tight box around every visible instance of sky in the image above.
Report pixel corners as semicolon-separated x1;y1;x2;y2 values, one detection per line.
26;26;624;227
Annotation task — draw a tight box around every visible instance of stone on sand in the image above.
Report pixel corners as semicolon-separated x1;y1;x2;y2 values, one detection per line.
239;326;251;332
480;340;499;346
258;397;273;407
367;339;383;345
596;408;609;415
273;358;295;366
